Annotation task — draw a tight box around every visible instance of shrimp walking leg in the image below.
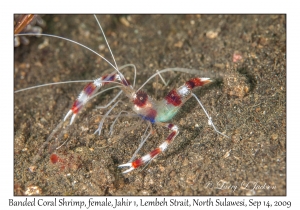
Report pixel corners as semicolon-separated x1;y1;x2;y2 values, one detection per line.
119;123;179;173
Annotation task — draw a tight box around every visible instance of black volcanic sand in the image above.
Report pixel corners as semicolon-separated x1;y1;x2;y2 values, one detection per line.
14;15;286;195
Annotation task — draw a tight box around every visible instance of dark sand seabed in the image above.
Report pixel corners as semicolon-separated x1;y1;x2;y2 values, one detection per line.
14;15;286;195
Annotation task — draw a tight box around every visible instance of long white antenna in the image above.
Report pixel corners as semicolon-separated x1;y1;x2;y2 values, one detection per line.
93;15;129;86
93;15;118;72
15;33;118;72
14;80;92;93
191;93;229;138
137;68;200;92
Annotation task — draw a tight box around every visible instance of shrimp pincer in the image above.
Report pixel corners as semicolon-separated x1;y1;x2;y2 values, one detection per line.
64;73;131;125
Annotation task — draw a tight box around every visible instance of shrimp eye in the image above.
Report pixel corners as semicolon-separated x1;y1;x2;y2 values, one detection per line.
134;90;148;107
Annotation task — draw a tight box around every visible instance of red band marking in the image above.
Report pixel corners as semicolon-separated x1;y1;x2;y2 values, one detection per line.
166;131;177;142
122;78;130;86
71;100;81;114
186;77;211;89
83;83;96;96
134;91;148;107
165;89;182;106
132;158;143;169
168;123;174;129
185;78;203;89
144;108;157;123
102;74;116;84
150;148;161;158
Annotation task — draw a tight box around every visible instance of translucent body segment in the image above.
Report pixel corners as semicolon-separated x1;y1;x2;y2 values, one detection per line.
155;77;212;123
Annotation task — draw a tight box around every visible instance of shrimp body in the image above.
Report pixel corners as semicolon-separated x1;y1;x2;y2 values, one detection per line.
132;77;212;124
61;70;219;174
119;77;213;173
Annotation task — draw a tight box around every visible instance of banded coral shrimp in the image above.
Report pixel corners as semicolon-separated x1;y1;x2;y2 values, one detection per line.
14;15;234;195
